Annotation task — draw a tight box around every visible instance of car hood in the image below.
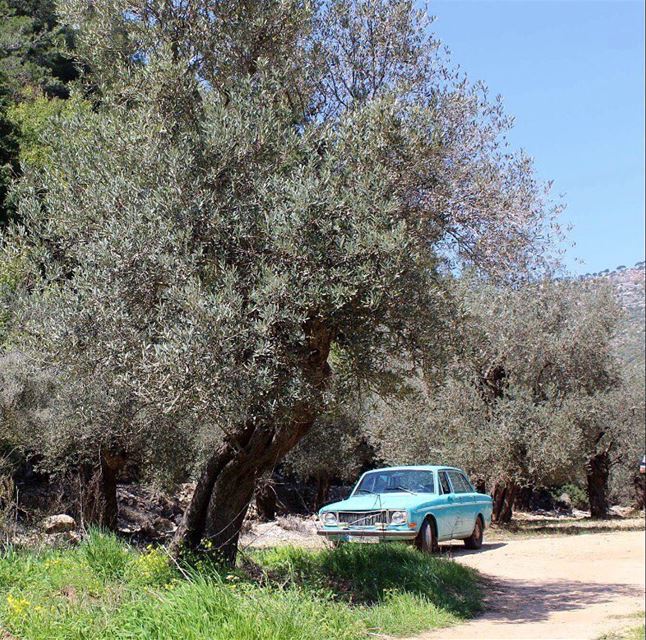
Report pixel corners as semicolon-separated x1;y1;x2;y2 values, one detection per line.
320;493;433;513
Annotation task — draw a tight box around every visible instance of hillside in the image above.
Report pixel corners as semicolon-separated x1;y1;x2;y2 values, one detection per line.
588;261;645;372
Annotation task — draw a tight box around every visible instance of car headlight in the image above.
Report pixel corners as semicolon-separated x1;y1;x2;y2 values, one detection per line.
390;511;407;525
321;512;338;525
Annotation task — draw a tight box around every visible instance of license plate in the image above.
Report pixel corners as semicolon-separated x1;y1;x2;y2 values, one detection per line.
348;535;379;543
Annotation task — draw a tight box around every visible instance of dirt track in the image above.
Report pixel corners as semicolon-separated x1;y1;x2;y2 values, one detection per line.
408;529;645;640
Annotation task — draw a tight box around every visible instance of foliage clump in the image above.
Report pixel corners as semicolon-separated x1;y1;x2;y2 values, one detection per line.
369;278;644;519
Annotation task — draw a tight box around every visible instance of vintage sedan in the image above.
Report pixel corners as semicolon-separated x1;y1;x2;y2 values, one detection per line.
317;465;493;552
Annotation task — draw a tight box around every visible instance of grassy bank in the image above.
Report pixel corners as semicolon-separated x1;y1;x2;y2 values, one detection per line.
0;531;482;640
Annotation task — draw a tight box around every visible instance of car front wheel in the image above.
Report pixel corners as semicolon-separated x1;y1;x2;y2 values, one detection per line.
463;516;484;550
415;518;439;553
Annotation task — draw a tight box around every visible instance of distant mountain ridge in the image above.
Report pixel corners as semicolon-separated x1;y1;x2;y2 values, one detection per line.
579;259;645;281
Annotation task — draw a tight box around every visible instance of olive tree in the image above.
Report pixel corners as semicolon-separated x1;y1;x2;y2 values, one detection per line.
370;278;630;520
2;0;559;561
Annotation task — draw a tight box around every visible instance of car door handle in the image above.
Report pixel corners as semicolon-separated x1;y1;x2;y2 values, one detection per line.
447;495;454;503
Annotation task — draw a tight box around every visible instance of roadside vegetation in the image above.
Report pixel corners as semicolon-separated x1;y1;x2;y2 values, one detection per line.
599;617;646;640
0;531;481;640
485;515;645;541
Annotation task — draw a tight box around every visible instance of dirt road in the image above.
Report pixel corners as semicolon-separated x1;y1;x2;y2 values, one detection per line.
408;529;645;640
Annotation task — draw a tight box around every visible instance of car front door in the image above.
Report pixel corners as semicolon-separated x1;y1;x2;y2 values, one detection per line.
446;470;476;537
436;470;459;540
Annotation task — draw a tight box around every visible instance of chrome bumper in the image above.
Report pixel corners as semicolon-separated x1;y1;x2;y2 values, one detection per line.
317;528;416;539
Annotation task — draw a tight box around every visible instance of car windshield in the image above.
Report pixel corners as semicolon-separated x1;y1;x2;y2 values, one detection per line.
354;470;435;495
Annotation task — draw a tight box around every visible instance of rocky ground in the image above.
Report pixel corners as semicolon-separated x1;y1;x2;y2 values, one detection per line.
3;480;643;551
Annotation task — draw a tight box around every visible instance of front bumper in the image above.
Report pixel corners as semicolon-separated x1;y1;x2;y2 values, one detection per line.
317;528;417;540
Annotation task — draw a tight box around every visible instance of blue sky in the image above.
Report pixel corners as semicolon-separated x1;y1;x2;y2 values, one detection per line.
428;0;645;275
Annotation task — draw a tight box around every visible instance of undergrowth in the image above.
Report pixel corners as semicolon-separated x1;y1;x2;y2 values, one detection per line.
0;531;482;640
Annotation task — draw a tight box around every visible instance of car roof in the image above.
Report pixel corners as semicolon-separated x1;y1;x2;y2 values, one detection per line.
360;465;463;473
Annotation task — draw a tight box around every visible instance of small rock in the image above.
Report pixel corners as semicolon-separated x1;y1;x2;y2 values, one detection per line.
556;493;572;509
42;514;76;534
610;505;633;518
152;516;176;535
44;532;74;548
64;530;81;544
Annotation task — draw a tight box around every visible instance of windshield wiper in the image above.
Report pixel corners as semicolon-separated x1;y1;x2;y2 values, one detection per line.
355;488;376;495
386;486;417;495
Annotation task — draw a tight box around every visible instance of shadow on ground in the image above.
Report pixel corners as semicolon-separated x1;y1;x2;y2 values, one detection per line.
438;542;507;556
468;578;642;624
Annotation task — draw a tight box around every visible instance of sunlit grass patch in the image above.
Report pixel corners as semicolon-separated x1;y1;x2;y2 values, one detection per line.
599;625;646;640
253;543;481;636
0;532;482;640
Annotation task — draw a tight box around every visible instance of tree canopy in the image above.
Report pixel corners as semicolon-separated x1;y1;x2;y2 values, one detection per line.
369;277;643;519
0;0;77;100
2;0;563;561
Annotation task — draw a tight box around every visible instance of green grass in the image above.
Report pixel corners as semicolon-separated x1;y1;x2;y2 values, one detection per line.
599;625;645;640
0;531;482;640
598;613;646;640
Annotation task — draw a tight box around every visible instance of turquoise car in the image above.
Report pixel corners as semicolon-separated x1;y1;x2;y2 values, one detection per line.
317;465;493;552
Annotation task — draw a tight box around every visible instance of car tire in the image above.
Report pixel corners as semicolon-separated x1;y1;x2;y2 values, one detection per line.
415;518;439;553
464;516;484;550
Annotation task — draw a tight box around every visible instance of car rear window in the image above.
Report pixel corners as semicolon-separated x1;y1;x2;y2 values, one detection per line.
447;471;472;494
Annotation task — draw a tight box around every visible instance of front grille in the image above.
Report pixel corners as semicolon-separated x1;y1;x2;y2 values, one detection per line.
337;511;388;526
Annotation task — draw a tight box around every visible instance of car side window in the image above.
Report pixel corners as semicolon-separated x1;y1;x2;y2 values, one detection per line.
447;471;470;494
438;471;452;494
460;473;475;492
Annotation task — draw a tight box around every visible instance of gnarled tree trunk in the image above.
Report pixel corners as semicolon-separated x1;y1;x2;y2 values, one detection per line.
80;450;125;531
170;444;235;551
586;451;610;519
171;319;332;564
171;418;319;563
313;470;331;511
255;477;278;522
202;424;278;564
492;480;517;524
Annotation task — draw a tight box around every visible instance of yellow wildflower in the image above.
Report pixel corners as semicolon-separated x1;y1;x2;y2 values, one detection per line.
6;593;31;618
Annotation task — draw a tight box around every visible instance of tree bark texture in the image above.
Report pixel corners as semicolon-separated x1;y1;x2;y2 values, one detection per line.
586;451;610;519
633;474;645;511
172;319;332;564
492;480;517;524
80;451;125;531
313;471;331;511
255;478;278;522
